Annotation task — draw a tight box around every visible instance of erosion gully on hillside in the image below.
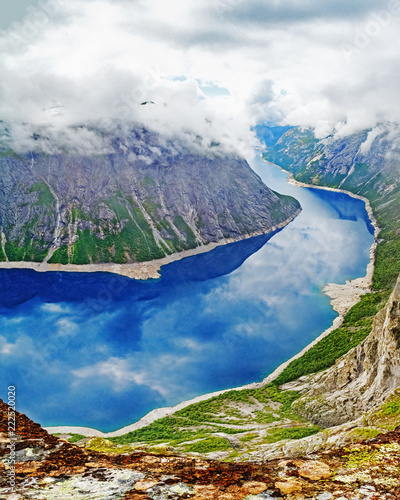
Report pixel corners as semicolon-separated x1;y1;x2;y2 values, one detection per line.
1;400;400;499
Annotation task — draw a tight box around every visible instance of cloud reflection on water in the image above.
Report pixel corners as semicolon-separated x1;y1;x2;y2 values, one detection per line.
0;161;374;431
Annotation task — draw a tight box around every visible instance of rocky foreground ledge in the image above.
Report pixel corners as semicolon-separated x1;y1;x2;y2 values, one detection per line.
1;400;400;499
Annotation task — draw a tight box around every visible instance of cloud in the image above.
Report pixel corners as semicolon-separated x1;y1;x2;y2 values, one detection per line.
56;318;79;337
213;0;390;26
0;335;15;354
0;0;400;155
72;355;189;397
41;303;69;314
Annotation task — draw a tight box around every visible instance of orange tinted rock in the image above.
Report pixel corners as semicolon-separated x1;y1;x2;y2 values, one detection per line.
72;466;87;473
124;493;149;500
15;461;42;473
85;461;107;468
193;484;219;499
275;479;302;494
0;432;9;444
242;481;268;494
297;461;331;480
134;479;159;491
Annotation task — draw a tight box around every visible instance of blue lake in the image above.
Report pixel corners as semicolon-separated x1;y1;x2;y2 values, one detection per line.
0;154;374;432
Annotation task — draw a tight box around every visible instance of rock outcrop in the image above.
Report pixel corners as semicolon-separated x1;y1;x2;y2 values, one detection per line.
291;275;400;427
2;398;400;498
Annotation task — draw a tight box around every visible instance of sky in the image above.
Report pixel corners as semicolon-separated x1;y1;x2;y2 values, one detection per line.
1;0;400;153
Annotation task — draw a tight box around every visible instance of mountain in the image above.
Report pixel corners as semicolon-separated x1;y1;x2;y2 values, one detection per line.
2;124;400;497
0;128;300;267
288;276;400;428
261;125;400;291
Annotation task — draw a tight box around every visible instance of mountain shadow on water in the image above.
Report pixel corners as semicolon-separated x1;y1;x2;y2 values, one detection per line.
0;230;280;311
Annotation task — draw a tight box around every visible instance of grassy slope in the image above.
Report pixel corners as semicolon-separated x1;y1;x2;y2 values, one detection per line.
82;385;322;459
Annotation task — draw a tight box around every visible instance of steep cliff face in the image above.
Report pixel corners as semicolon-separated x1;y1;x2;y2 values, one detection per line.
291;276;400;427
0;130;300;265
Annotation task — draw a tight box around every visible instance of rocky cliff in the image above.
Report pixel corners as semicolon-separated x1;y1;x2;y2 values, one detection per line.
288;276;400;427
0;129;300;266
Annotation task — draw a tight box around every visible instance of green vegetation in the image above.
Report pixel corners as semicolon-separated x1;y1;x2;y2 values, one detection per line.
140;175;156;187
4;187;207;266
183;437;232;453
111;385;301;448
377;399;400;417
366;389;400;431
4;241;25;262
342;291;391;325
84;437;135;454
240;432;259;443
67;434;86;444
4;239;48;262
107;194;165;262
49;194;170;265
349;428;381;440
28;182;54;208
196;215;206;229
173;215;197;249
0;149;23;160
373;237;400;291
254;411;279;424
264;425;321;443
273;289;392;385
0;244;6;262
143;201;161;220
48;245;69;265
343;447;379;468
21;240;48;262
174;385;300;423
275;322;372;385
110;417;213;446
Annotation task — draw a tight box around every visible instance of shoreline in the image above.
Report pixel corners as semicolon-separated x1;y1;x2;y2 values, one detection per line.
276;161;379;314
259;161;379;384
45;162;379;439
0;211;301;280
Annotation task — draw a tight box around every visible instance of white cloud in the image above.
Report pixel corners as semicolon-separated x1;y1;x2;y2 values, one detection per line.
0;0;399;153
73;357;146;390
41;303;69;314
0;335;15;354
56;318;79;337
72;354;190;397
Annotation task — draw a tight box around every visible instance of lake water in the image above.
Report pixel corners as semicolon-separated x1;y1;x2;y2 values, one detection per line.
0;154;374;432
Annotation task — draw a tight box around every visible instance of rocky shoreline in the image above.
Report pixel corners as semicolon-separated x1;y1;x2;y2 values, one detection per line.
0;210;301;280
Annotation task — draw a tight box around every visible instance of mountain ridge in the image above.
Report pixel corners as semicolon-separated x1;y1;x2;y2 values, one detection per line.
0;129;301;272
